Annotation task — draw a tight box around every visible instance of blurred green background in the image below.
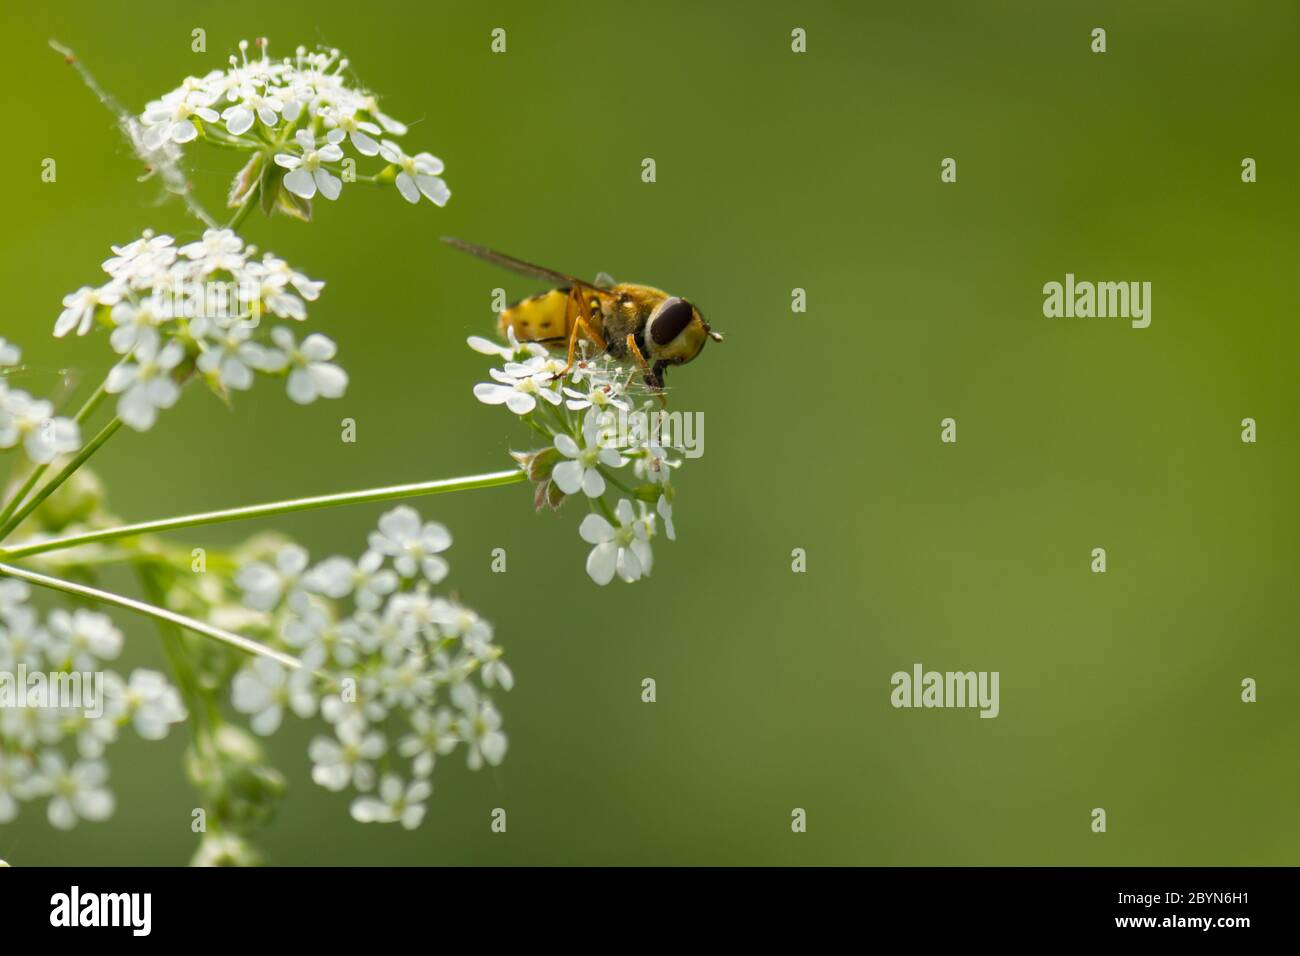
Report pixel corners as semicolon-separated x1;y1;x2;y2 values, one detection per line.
1;0;1297;865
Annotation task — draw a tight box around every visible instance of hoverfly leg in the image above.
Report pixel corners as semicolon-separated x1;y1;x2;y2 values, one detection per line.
624;334;668;405
560;287;606;376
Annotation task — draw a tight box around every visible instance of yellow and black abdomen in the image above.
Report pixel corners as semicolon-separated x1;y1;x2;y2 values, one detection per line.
499;288;571;343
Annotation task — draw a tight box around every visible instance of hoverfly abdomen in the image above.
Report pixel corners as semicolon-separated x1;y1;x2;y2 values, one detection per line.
498;287;571;343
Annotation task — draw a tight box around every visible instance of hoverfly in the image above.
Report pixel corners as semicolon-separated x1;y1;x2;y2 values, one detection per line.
442;237;722;393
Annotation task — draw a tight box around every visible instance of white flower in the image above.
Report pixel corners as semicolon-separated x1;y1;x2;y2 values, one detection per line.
275;129;346;200
29;754;114;830
367;506;452;582
0;391;81;464
46;609;122;670
107;298;169;354
54;283;122;337
349;774;431;829
467;328;544;362
563;380;630;413
0;604;49;672
0;754;34;823
473;367;561;415
102;232;177;283
657;493;676;542
578;499;654;585
357;94;408;134
303;551;397;610
178;228;247;275
265;327;348;404
105;338;185;432
119;669;187;740
378;140;450;205
236;543;310;611
232;657;317;735
377;655;436;710
462;699;507;771
220;84;284;135
142;91;220;147
398;709;458;778
0;338;20;367
309;722;385;792
551;414;625;498
283;592;357;667
258;253;324;302
195;319;261;391
69;684;123;759
321;105;382;156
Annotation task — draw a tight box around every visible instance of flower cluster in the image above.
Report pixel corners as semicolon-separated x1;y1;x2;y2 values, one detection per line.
0;580;186;829
226;506;510;829
0;340;81;465
470;334;682;585
140;39;449;211
54;229;346;430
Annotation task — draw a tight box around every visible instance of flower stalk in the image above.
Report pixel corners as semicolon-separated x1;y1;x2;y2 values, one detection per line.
0;468;525;559
0;561;301;669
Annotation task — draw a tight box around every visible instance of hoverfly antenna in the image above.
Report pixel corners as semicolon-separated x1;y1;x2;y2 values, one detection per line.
703;322;724;343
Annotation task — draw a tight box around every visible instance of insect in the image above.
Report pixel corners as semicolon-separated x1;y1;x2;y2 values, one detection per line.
442;237;722;393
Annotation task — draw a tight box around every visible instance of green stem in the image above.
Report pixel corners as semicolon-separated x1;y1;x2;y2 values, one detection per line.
599;465;637;496
226;190;258;230
138;564;211;735
0;468;526;560
0;562;302;669
0;381;110;530
0;418;123;541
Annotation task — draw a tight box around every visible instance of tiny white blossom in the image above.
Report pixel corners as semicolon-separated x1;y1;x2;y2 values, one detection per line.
195;318;261;391
29;754;114;830
232;657;317;735
473;367;561;416
275;129;346;200
264;327;348;404
54;284;123;338
309;722;386;792
0;391;81;464
0;754;34;823
467;328;544;362
398;709;458;778
551;413;625;498
105;338;185;432
142;91;220;147
303;551;397;610
367;506;452;582
236;543;310;611
349;774;431;829
578;499;654;586
0;338;21;367
178;228;247;274
321;104;382;156
46;609;123;670
378;140;450;206
462;699;507;771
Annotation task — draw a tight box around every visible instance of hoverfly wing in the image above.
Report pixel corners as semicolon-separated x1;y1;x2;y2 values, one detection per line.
441;237;609;293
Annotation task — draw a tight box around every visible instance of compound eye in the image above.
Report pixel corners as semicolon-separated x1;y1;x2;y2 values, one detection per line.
649;298;694;345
